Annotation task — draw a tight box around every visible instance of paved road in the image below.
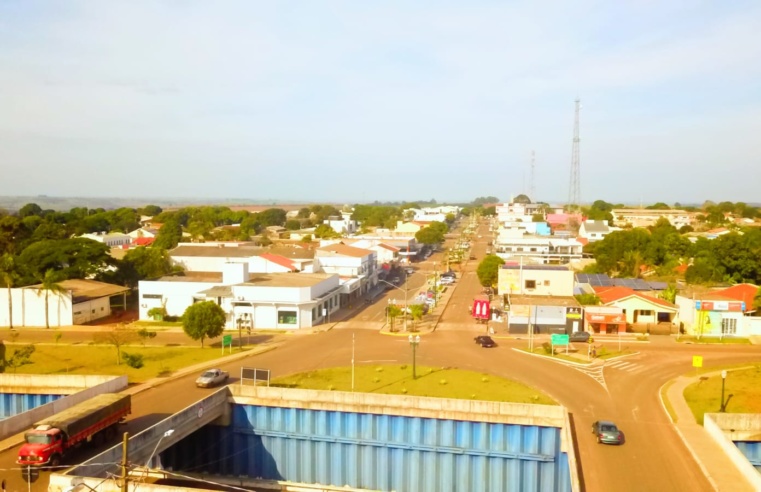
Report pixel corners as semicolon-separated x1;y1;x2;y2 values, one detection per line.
2;220;760;491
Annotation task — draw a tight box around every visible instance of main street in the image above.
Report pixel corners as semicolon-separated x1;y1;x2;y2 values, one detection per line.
1;222;759;491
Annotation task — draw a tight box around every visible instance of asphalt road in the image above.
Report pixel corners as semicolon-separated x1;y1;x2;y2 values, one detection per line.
2;220;760;491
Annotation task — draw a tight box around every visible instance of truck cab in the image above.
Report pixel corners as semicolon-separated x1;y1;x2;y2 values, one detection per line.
18;426;65;466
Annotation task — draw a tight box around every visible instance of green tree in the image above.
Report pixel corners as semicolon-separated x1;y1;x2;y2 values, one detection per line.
531;214;544;222
482;206;496;216
111;246;178;288
153;219;184;249
285;219;301;230
415;226;444;246
0;254;19;329
137;205;163;216
646;202;671;210
574;294;600;305
18;203;43;218
182;301;226;347
472;196;499;206
300;234;313;243
754;287;761;313
660;283;678;304
297;207;311;219
476;254;505;288
3;344;35;373
314;224;340;239
93;324;139;364
387;304;403;332
409;304;425;332
18;238;112;283
35;269;68;329
258;208;287;227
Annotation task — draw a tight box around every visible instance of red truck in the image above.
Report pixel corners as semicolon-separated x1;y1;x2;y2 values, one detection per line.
17;393;131;467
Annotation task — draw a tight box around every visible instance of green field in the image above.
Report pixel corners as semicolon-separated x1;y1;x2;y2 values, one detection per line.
272;365;558;405
683;364;761;424
1;343;227;383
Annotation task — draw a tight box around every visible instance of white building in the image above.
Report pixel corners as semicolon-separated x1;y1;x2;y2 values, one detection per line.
578;220;613;243
79;232;132;248
0;279;129;327
497;264;575;297
169;243;264;272
138;263;341;330
324;212;358;235
493;234;583;265
127;227;160;239
315;243;378;305
612;208;694;229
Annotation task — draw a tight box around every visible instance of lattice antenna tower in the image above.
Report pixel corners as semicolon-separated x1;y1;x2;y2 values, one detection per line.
529;150;536;202
568;98;581;209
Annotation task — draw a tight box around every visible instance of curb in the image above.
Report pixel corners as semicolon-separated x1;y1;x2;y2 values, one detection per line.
511;347;599;368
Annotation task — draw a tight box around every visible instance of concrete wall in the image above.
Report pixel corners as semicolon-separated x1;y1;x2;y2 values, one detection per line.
138;279;216;320
703;413;761;490
0;375;127;440
72;296;111;324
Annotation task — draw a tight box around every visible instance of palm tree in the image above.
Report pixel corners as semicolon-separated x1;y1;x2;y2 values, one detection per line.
0;254;19;329
36;269;67;329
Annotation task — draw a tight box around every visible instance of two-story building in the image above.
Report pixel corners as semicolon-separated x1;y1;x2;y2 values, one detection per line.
138;263;341;330
324;212;358;236
493;234;583;265
612;208;694;229
314;243;378;306
497;264;582;335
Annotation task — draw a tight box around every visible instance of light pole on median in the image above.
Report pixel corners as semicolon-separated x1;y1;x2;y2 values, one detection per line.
379;277;409;332
408;334;420;379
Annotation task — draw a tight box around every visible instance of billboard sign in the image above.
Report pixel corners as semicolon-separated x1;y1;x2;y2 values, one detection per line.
696;300;744;312
472;299;491;320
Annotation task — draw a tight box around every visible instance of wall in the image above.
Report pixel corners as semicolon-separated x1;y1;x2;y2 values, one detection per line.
138;280;216;320
498;268;574;297
703;413;761;490
72;296;111;324
0;288;73;327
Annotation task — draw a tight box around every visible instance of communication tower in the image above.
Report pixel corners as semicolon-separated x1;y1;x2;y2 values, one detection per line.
568;98;581;209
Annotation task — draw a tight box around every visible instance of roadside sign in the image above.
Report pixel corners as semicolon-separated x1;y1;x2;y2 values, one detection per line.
692;356;703;368
551;334;570;345
222;334;233;354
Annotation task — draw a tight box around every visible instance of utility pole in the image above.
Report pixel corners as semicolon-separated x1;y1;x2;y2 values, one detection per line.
351;332;355;391
120;432;129;492
568;98;581;210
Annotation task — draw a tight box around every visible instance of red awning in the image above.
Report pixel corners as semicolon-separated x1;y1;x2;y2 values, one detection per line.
585;312;625;324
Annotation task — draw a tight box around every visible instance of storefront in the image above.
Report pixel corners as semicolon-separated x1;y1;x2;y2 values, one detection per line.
584;306;626;333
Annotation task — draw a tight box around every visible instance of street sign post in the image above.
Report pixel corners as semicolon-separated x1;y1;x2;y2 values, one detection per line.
222;334;233;354
551;334;570;356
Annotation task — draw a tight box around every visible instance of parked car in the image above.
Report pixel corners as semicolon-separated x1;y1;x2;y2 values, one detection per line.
592;420;624;445
474;335;497;348
439;277;455;285
196;369;229;388
570;331;591;343
404;267;415;275
441;271;456;279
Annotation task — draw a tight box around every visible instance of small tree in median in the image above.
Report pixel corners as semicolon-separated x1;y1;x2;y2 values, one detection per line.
182;301;226;348
94;323;139;365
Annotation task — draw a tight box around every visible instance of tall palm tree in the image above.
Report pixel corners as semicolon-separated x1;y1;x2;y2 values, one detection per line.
36;269;68;329
0;254;19;329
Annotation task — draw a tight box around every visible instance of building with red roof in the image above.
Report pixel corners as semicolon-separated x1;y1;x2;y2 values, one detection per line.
593;286;679;331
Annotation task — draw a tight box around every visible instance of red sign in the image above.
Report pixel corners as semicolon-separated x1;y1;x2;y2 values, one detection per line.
472;299;491;320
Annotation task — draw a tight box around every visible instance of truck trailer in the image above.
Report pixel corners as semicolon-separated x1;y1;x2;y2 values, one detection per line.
17;393;131;467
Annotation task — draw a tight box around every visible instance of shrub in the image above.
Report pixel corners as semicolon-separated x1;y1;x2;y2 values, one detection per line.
542;342;553;354
122;352;144;369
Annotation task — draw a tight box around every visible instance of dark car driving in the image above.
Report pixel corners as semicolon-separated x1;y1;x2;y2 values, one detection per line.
569;331;591;343
474;335;497;348
592;420;624;445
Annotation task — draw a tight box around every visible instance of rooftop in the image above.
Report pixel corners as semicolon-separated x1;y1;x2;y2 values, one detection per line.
24;279;129;303
316;243;373;258
240;272;336;288
170;245;264;258
508;295;579;307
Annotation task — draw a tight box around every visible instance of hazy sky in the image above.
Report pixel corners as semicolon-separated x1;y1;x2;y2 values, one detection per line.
1;1;760;205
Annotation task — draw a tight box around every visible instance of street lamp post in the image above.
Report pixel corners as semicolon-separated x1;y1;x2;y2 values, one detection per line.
146;429;175;471
720;370;727;412
379;277;409;332
408;335;420;379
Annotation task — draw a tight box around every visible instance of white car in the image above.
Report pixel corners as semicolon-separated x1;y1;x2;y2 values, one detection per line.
196;369;229;388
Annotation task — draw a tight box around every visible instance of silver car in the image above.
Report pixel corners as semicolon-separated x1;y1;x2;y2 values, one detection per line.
196;369;229;388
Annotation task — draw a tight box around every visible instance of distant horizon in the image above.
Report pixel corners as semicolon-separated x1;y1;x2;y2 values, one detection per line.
1;194;755;213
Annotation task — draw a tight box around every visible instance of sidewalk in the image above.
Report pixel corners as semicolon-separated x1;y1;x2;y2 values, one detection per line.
664;371;757;491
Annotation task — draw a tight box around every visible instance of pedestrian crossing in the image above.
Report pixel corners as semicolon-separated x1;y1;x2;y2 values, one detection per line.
604;358;645;373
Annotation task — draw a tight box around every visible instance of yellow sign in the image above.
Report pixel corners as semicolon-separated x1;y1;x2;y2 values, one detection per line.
692;356;703;368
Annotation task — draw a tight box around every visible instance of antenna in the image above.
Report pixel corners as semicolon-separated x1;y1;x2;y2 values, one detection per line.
568;98;581;210
530;150;536;202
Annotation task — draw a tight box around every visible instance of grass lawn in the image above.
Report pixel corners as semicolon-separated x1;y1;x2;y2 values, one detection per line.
683;364;761;425
676;336;751;345
4;344;229;383
271;365;557;405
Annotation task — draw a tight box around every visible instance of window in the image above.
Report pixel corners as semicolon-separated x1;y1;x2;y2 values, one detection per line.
721;318;737;335
543;280;551;286
639;310;653;316
142;294;162;299
278;311;298;325
525;280;536;289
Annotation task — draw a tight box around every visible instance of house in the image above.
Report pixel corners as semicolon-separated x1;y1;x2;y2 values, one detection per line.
505;296;582;335
578;220;612;242
324;212;358;235
268;245;316;273
314;243;378;306
138;263;341;330
128;227;160;239
498;264;575;297
0;279;130;327
266;226;287;237
594;286;679;333
583;306;626;334
675;283;759;337
79;232;132;248
394;221;427;236
344;239;400;266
